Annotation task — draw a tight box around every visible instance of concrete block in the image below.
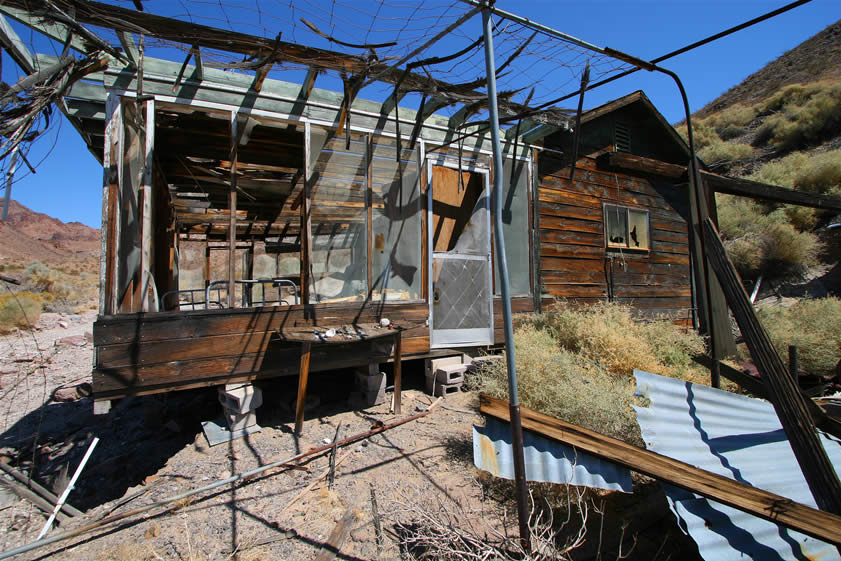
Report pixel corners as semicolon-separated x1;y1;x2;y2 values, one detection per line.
355;370;386;392
435;363;467;384
433;381;462;397
218;384;263;414
225;410;257;433
425;355;464;379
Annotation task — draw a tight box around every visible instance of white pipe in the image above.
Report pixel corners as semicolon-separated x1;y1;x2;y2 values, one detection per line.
37;437;99;540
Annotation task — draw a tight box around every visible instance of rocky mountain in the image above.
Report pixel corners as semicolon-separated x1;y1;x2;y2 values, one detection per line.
0;200;100;264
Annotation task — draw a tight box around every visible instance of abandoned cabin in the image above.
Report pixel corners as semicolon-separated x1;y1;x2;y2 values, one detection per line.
85;70;700;404
0;3;725;406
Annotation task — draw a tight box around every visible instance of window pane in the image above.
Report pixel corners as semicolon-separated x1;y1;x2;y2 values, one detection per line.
309;128;368;302
628;209;649;250
605;205;628;246
371;140;422;300
494;158;531;295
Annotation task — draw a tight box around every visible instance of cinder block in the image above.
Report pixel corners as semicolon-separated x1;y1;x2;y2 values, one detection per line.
225;410;257;432
425;355;465;378
435;363;467;384
218;384;263;414
433;382;462;397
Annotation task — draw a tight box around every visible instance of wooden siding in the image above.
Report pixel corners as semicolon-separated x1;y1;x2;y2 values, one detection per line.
537;153;693;323
92;296;534;399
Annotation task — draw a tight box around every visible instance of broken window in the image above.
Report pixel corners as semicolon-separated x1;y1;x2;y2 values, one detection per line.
604;204;649;250
371;141;422;301
308;127;368;303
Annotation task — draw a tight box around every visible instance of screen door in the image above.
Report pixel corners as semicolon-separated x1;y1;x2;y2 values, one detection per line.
429;163;493;347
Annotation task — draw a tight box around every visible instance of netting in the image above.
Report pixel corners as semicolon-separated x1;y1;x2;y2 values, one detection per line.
8;0;634;127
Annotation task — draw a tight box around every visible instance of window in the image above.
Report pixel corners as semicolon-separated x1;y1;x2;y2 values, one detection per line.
604;204;649;250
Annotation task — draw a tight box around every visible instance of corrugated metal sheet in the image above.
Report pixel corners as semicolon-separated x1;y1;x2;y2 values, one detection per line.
633;369;841;561
472;417;632;492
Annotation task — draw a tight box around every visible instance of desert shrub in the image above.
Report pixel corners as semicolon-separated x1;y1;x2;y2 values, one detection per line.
749;150;841;195
698;140;754;165
756;297;841;377
467;302;709;444
677;114;754;164
467;323;642;444
716;194;821;277
20;260;94;311
0;291;42;333
755;81;841;150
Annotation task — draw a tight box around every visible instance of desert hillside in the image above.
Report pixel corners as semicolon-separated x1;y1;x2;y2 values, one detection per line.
697;17;841;118
0;199;100;264
675;17;841;293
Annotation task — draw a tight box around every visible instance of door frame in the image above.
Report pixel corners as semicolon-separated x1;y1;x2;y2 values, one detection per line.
426;156;494;348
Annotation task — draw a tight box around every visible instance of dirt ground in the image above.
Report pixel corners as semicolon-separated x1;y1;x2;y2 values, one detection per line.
0;314;701;561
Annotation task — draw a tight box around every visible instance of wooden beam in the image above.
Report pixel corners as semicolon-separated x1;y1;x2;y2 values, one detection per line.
599;152;841;212
0;13;34;72
702;218;841;515
479;393;841;545
504;118;540;141
140;100;155;312
228;113;238;308
0;5;88;54
117;32;138;68
521;124;561;145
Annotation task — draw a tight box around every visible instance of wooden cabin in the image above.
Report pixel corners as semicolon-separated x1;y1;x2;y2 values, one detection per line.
84;73;705;401
536;91;696;324
0;6;712;403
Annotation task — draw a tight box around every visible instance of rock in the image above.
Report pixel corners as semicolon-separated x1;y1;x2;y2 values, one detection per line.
52;383;92;402
58;321;69;329
55;335;87;348
68;315;82;322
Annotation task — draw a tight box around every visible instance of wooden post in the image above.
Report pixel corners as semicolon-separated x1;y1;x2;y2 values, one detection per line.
789;345;799;382
295;342;312;435
139;100;155;312
392;330;402;415
301;121;313;304
228;112;238;308
702;218;841;515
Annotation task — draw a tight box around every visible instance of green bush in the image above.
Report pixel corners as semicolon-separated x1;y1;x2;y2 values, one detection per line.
0;291;42;333
756;297;841;377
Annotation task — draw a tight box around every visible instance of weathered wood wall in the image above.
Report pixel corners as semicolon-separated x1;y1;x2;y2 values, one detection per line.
537;152;693;323
92;296;534;399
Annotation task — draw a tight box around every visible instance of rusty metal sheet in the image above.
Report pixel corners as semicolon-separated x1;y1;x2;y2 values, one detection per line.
472;417;632;492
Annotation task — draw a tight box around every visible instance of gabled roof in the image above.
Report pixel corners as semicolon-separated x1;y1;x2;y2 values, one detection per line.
579;90;692;161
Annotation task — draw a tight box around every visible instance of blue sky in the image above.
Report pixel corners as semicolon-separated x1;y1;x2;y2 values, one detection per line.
2;0;837;228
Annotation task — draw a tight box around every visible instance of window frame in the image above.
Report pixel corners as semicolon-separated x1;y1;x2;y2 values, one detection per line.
603;203;650;252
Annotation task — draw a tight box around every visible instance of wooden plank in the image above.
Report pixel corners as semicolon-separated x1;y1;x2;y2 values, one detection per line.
295;342;311;435
392;331;402;415
480;393;841;546
702;218;841;514
93;333;433;397
601;151;841;212
315;509;356;561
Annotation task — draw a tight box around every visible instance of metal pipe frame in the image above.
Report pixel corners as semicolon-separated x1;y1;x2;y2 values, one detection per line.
480;2;531;550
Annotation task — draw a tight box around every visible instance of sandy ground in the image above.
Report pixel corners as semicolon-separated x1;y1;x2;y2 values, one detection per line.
0;313;700;561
